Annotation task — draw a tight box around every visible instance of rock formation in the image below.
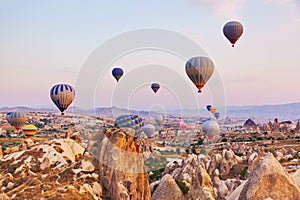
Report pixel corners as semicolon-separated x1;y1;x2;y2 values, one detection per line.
0;138;98;199
243;119;256;130
0;129;151;200
239;153;300;200
155;154;216;200
151;174;185;200
97;128;151;200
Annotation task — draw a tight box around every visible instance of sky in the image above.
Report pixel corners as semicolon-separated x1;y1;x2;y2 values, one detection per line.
0;0;300;111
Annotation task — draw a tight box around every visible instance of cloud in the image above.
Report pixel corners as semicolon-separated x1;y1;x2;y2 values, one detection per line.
265;0;300;11
193;0;300;20
194;0;246;19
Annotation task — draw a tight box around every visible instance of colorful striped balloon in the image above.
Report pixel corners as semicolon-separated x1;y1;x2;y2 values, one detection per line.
114;114;144;136
223;21;244;47
185;57;214;93
22;124;37;138
50;84;75;115
6;112;27;132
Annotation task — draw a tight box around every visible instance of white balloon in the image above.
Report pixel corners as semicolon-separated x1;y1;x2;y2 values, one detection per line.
143;124;156;137
202;120;220;140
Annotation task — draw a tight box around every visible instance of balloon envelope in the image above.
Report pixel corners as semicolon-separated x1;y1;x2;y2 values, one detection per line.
151;83;160;94
179;122;188;131
210;107;217;114
22;124;37;138
143;124;155;137
154;114;165;125
206;105;212;112
112;67;124;82
50;84;75;115
185;57;214;93
202;120;220;141
114;114;144;136
223;21;243;47
214;112;220;119
6;112;27;132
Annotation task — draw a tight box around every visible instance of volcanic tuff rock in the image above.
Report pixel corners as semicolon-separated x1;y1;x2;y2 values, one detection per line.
159;154;216;200
97;128;151;200
239;153;300;200
0;138;99;199
151;174;185;200
243;119;256;129
292;167;300;188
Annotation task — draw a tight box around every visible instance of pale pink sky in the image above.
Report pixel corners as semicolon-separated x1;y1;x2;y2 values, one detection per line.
0;0;299;109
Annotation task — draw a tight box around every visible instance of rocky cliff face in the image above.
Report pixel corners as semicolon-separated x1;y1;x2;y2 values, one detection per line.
0;138;99;199
0;128;151;200
239;153;300;200
97;128;151;200
150;154;216;200
243;119;257;129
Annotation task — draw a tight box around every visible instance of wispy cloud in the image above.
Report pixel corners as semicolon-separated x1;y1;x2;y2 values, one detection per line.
265;0;300;18
193;0;300;20
194;0;246;19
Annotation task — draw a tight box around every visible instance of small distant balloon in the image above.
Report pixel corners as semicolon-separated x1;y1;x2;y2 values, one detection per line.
179;122;188;131
112;67;124;82
202;120;220;141
6;112;27;132
206;105;212;112
154;114;165;125
50;84;75;115
210;107;217;114
143;124;156;137
151;83;160;94
22;124;37;138
223;21;244;47
214;112;220;120
185;56;214;93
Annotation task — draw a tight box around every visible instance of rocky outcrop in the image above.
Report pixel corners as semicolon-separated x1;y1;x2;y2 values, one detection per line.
206;149;241;177
98;128;151;200
239;153;300;200
159;154;216;199
0;146;3;159
151;174;185;200
243;119;256;130
0;138;99;199
292;167;300;188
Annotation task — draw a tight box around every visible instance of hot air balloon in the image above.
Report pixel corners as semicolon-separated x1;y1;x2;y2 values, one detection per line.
151;83;160;94
223;21;244;47
154;114;165;126
22;124;37;138
202;120;220;141
206;105;212;112
185;57;214;93
143;124;155;138
6;112;27;132
214;112;220;120
179;122;188;131
112;67;124;82
210;107;217;114
114;114;144;137
6;112;12;121
50;84;75;115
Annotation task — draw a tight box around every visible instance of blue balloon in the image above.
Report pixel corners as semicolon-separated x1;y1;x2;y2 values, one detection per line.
214;112;220;119
112;67;124;82
151;83;160;94
206;105;212;112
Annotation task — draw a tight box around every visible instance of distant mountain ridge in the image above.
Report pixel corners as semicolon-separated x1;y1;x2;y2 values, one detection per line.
0;102;299;121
